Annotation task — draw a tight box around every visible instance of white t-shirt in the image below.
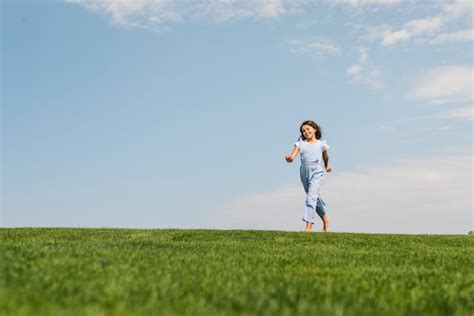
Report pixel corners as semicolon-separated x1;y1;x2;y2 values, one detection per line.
294;137;330;166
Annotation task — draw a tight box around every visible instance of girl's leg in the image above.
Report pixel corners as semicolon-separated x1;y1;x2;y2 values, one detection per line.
316;196;329;232
300;166;316;230
321;215;329;232
302;180;319;227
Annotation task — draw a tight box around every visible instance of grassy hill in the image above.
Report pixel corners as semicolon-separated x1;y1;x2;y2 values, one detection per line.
1;228;472;315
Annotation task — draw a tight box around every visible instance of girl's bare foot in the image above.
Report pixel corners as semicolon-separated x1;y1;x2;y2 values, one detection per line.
305;222;313;232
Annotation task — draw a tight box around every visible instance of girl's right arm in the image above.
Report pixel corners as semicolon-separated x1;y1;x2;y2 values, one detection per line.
285;145;300;163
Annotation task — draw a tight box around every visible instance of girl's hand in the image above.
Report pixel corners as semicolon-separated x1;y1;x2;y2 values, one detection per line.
285;155;293;163
325;165;332;173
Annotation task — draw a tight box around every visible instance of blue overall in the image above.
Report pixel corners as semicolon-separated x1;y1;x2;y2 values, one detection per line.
295;138;329;224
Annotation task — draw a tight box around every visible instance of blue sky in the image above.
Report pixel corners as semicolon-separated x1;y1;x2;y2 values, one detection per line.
2;0;473;233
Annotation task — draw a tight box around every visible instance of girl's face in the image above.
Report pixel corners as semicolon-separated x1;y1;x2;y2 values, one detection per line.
301;124;317;140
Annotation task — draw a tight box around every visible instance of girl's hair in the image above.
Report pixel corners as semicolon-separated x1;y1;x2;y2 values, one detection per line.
299;120;322;140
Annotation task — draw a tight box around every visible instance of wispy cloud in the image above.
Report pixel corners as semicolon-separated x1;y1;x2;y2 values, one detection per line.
346;47;382;88
67;0;182;29
409;65;473;104
199;0;286;22
67;0;405;29
381;0;472;47
426;28;474;45
437;105;473;121
397;105;473;122
344;0;401;6
209;155;472;234
354;23;392;42
288;38;342;58
68;0;288;28
259;0;286;18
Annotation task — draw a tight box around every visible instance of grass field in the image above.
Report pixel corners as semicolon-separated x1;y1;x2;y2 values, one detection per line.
1;228;473;315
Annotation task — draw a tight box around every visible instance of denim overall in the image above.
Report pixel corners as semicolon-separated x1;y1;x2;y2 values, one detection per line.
295;138;329;223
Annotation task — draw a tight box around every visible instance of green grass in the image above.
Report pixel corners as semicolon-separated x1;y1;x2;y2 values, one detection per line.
1;228;473;315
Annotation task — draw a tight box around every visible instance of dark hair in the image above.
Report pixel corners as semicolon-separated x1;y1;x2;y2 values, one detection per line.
299;120;322;140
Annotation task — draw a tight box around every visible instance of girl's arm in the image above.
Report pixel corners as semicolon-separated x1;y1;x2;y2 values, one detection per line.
322;150;332;172
285;145;300;163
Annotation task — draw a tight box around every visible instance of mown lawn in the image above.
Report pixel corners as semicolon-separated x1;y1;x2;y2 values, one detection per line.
1;228;473;315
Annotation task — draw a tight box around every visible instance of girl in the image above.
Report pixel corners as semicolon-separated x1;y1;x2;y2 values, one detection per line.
285;120;332;232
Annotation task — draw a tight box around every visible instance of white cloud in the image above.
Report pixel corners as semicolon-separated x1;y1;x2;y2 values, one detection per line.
259;0;286;18
405;16;444;34
438;105;473;121
428;28;474;45
198;0;287;22
346;47;382;88
409;66;473;104
68;0;405;28
209;155;473;234
398;104;473;122
381;0;473;47
346;65;362;76
443;0;474;19
69;0;182;28
68;0;287;28
340;0;402;17
344;0;401;6
381;29;411;46
288;38;342;57
357;24;392;42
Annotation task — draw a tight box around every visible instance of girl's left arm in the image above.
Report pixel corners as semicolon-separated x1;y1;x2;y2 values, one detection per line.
322;150;332;173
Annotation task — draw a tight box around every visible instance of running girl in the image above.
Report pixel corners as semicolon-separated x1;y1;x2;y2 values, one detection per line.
285;120;332;232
